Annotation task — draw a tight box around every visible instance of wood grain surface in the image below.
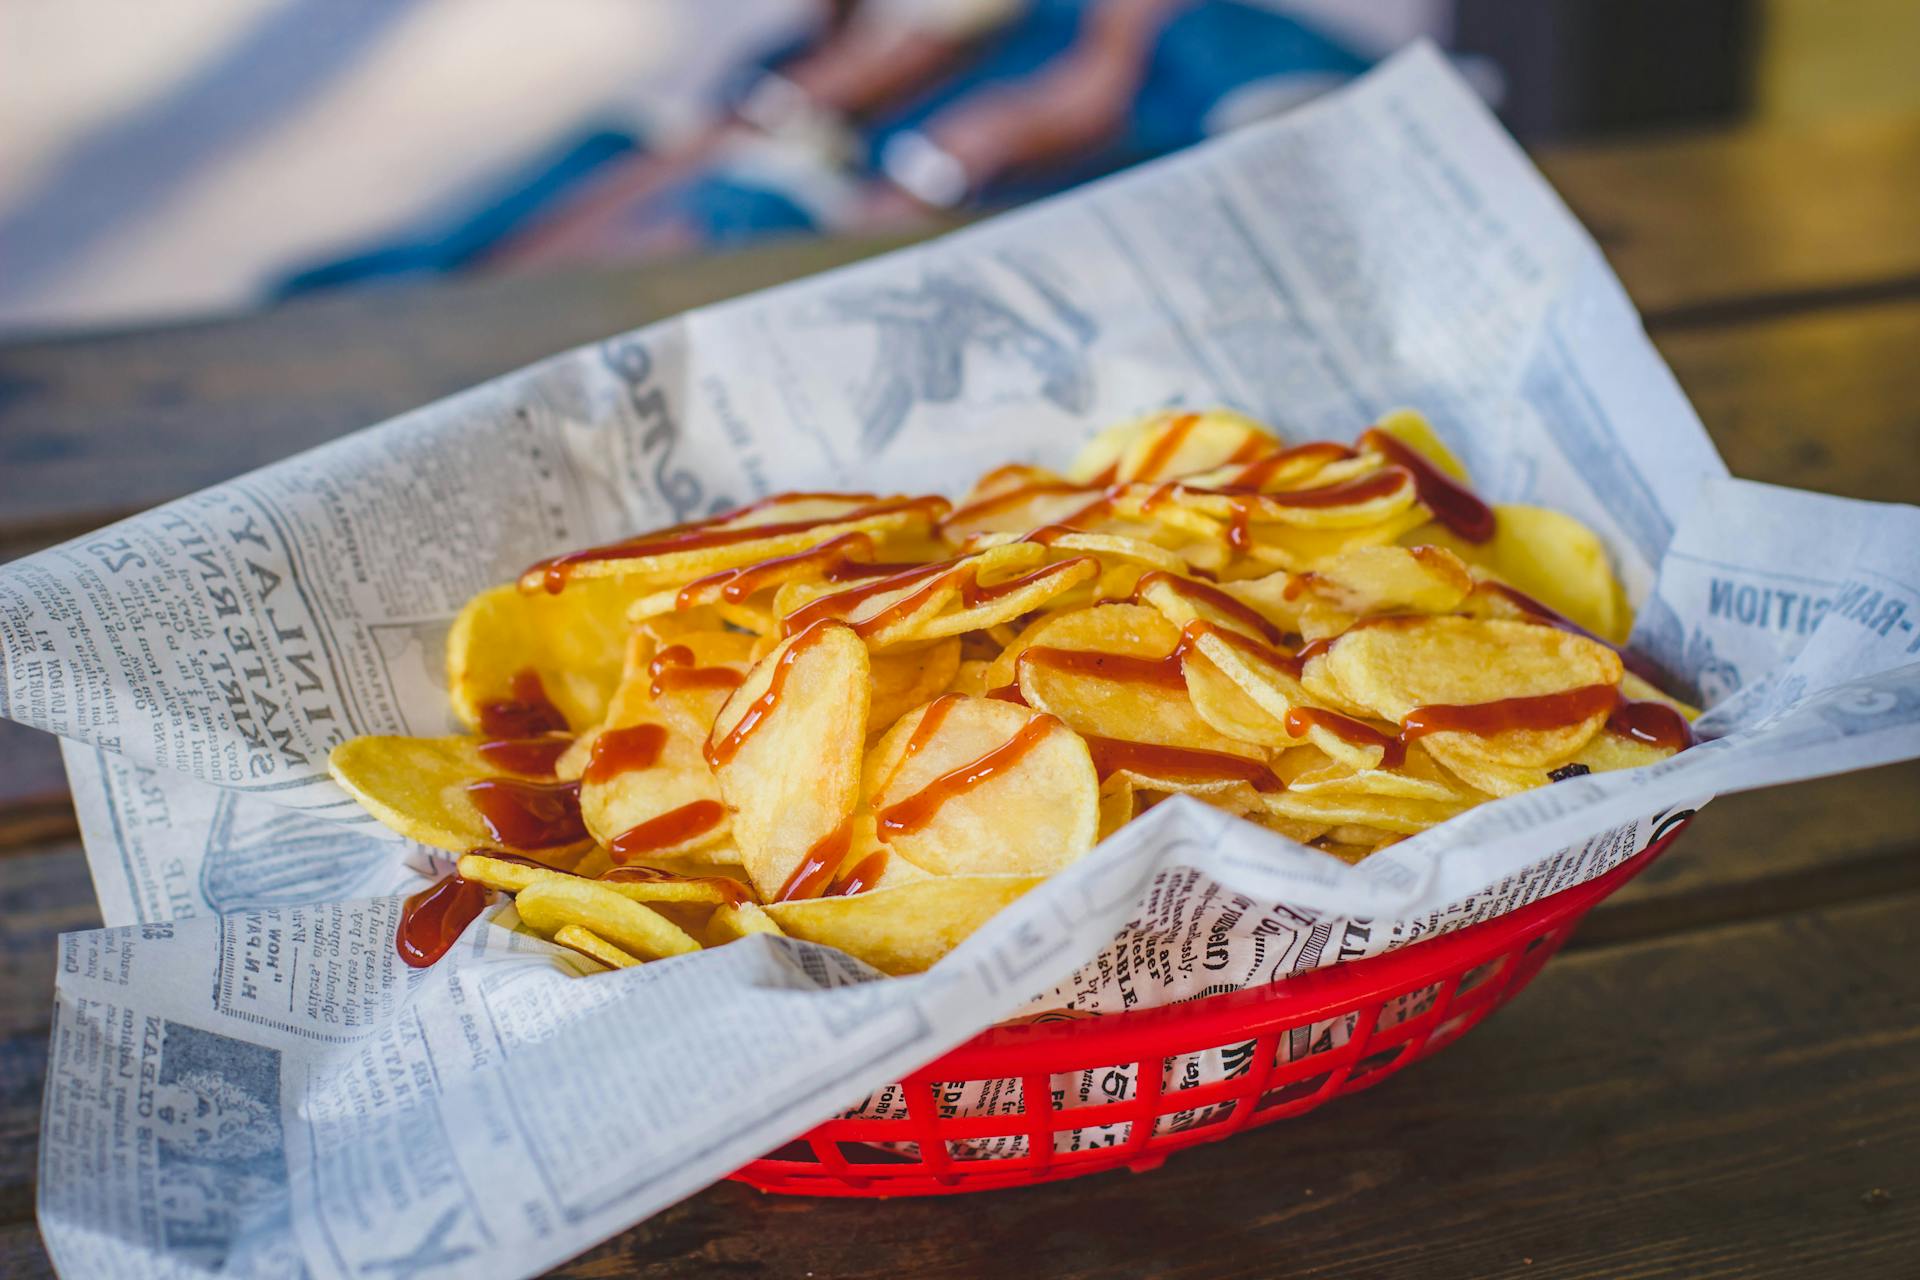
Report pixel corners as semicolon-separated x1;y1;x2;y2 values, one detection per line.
2;114;1917;1279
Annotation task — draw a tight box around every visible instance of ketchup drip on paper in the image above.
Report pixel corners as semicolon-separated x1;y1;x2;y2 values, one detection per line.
396;875;491;968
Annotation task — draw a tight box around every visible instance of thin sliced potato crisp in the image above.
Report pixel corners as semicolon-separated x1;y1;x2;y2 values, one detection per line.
514;877;702;960
339;405;1697;978
766;876;1044;975
864;696;1098;876
709;623;870;900
330;735;592;857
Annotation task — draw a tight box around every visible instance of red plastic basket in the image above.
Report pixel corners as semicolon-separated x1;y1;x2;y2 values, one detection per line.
734;824;1685;1196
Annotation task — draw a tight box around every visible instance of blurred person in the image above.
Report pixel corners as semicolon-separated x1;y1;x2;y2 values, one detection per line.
0;0;1446;332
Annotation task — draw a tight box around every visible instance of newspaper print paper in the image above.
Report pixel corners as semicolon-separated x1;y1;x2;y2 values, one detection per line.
5;45;1917;1280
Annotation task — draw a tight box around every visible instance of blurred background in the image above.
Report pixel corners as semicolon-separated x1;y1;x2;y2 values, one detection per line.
3;0;1916;337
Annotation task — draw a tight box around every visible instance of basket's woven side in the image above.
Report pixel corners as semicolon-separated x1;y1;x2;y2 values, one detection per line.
735;832;1677;1197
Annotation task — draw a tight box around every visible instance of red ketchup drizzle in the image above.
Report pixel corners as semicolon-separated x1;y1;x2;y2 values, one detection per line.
609;800;726;862
875;714;1061;836
1132;412;1201;480
776;817;855;903
1400;683;1620;744
528;494;948;592
477;668;569;736
1083;737;1285;792
584;723;668;785
647;645;745;699
474;735;572;776
1605;698;1695;751
677;532;874;606
829;851;890;897
783;555;1092;641
396;875;492;968
1230;442;1358;490
985;683;1029;705
1358;428;1495;543
705;621;844;767
464;778;586;849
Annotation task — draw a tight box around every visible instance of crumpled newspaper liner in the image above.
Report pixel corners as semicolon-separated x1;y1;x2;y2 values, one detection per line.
6;44;1919;1280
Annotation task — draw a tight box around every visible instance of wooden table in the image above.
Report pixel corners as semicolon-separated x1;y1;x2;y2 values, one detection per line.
4;113;1919;1278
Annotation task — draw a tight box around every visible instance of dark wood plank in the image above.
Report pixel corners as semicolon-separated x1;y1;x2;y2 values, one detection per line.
1654;297;1920;505
1541;112;1920;320
0;844;100;1227
0;1225;51;1280
541;891;1920;1279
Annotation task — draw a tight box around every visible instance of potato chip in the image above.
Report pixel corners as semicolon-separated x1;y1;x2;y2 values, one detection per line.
447;580;634;734
552;925;642;970
708;622;870;900
1236;506;1432;573
1171;468;1420;531
578;721;730;862
1258;788;1471;836
1294;545;1473;618
1369;407;1470;481
638;628;758;740
765;876;1044;975
1097;775;1136;840
522;493;949;592
514;876;702;959
707;901;786;944
868;639;963;735
1014;604;1263;758
864;696;1098;876
330;734;592;857
1421;502;1626;644
1284;742;1485;804
949;658;993;697
1324;616;1622;769
340;404;1698;978
1110;409;1277;483
1180;641;1301;748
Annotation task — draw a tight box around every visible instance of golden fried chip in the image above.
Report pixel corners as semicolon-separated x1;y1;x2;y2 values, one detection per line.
1425;504;1626;644
447;580;634;733
1111;409;1276;483
1325;616;1622;769
1370;408;1470;480
765;876;1044;975
521;494;947;591
1258;789;1471;836
552;925;642;970
1297;545;1473;618
864;696;1098;876
577;721;730;862
1181;642;1301;747
515;877;702;959
868;639;963;735
709;622;870;900
1096;776;1136;840
1014;604;1263;758
641;628;758;742
329;735;592;857
707;901;786;944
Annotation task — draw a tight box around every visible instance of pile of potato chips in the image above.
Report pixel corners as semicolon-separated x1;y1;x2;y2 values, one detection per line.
331;409;1696;977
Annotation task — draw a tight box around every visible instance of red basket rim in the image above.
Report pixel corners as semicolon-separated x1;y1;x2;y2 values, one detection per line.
930;826;1681;1078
